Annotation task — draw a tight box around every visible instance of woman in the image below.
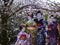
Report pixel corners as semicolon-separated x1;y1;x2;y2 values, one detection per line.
15;25;30;45
47;23;58;45
25;12;37;45
34;11;46;45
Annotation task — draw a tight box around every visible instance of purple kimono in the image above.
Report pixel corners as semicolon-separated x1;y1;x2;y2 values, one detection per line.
47;23;59;45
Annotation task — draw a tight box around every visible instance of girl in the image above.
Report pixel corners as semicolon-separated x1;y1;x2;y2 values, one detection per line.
25;12;37;45
15;25;30;45
34;11;46;45
47;23;58;45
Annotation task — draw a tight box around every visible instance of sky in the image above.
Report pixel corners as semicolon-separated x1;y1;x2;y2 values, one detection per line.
43;0;60;3
14;0;60;3
50;0;60;2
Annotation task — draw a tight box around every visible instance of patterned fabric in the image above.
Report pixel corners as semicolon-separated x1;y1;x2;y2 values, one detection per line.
15;31;30;45
18;40;29;45
25;19;37;45
26;23;37;45
37;28;45;45
49;37;57;45
47;23;58;45
30;29;37;45
34;18;46;45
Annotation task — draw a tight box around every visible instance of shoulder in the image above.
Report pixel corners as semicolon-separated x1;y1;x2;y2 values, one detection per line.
18;31;22;35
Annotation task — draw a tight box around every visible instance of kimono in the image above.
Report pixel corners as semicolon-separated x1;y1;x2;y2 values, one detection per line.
49;17;59;38
34;18;46;45
15;31;30;45
25;16;37;45
47;23;58;45
34;12;47;45
18;40;29;45
49;16;57;28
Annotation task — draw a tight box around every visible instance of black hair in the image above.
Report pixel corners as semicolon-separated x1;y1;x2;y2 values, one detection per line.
50;15;54;18
39;19;43;25
36;11;42;15
28;13;33;18
51;15;54;16
19;26;23;30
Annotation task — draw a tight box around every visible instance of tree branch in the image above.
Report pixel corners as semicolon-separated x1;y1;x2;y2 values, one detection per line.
11;3;21;12
8;0;14;7
14;4;36;13
8;4;60;18
3;0;9;6
36;7;60;12
9;4;35;17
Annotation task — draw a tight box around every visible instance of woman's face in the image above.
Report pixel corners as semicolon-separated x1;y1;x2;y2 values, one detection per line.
37;13;42;19
29;12;32;15
28;13;32;17
22;27;25;31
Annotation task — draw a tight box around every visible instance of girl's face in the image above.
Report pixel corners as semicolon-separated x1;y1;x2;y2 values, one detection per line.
37;13;42;19
28;13;33;18
29;13;32;16
22;27;25;32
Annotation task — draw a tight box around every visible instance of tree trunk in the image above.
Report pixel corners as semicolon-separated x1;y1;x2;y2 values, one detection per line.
57;23;60;35
1;13;9;45
57;23;60;45
58;24;60;45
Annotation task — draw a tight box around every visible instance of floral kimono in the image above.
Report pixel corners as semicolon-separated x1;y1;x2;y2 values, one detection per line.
34;18;46;45
25;16;37;45
15;31;30;45
34;12;46;45
47;23;58;45
18;40;29;45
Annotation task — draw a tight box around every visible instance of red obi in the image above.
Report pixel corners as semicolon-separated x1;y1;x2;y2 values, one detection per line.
37;23;42;27
20;34;26;38
48;25;52;31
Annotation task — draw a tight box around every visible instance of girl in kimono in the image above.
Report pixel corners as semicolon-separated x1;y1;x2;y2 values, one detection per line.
15;25;30;45
48;16;59;45
47;23;59;45
49;15;58;30
25;12;37;45
34;11;46;45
